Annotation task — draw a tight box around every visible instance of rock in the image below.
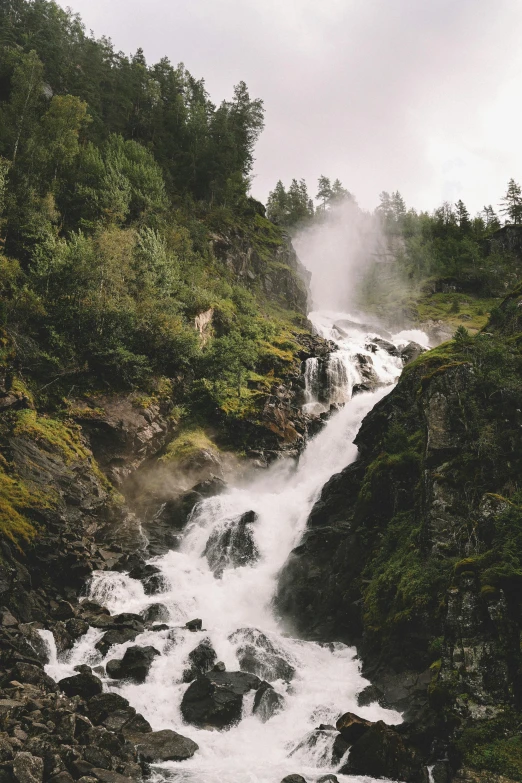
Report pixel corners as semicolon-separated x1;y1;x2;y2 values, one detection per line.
183;638;217;682
213;661;226;672
1;608;19;627
11;663;57;692
140;604;169;624
48;773;75;783
129;729;198;762
87;693;131;725
252;681;284;722
204;510;259;577
185;619;202;632
121;713;152;734
229;627;295;682
334;318;392;340
335;711;372;743
66;618;89;640
400;341;425;365
127;564;165;595
180;671;261;729
88;771;134;783
366;337;400;356
58;672;102;699
12;752;44;783
280;776;307;783
83;748;111;771
356;683;390;709
50;600;77;621
94;628;138;657
105;645;160;683
317;777;339;783
340;721;422;782
18;624;51;663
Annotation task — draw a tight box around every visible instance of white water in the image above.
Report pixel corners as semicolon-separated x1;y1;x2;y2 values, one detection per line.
45;311;426;783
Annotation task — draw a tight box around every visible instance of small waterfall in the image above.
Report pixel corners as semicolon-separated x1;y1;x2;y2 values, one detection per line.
43;310;427;783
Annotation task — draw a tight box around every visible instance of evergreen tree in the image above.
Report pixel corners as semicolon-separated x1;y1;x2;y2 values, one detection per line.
316;175;332;210
481;205;500;231
455;199;471;231
500;178;522;224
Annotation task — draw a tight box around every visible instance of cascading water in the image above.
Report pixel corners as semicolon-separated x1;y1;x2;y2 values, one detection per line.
45;311;428;783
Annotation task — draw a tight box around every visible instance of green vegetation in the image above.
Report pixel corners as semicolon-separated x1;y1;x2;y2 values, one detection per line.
455;710;522;781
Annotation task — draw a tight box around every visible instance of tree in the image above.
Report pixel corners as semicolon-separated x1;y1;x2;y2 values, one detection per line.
316;175;332;210
36;94;89;182
455;199;470;231
330;179;352;204
499;179;522;224
481;205;500;231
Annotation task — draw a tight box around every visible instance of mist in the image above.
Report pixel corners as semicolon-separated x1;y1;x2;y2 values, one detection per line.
293;201;389;313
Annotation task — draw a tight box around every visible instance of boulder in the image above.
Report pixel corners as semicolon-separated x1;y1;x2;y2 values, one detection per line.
183;638;217;682
366;337;400;356
400;341;425;365
127;564;165;595
11;663;57;692
280;776;307;783
129;729;198;763
87;693;131;724
106;645;160;683
94;628;138;657
58;672;103;699
340;721;423;782
204;510;259;577
335;711;372;743
140;604;169;624
180;671;261;730
229;627;295;682
88;771;135;783
252;681;284;722
13;752;44;783
185;618;202;632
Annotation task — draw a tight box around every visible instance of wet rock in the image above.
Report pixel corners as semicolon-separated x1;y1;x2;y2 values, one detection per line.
252;681;284;722
87;693;132;725
230;627;295;682
180;671;261;729
335;711;372;744
340;721;422;782
106;645;160;683
185;619;202;632
183;638;217;682
94;629;138;657
317;776;339;783
66;618;89;641
127;564;165;595
204;510;259;577
50;601;77;621
11;664;57;692
88;771;134;783
280;776;307;783
58;672;102;700
12;752;44;783
400;341;425;365
121;713;152;735
83;748;111;771
128;729;198;762
140;604;169;625
17;624;51;664
356;683;390;709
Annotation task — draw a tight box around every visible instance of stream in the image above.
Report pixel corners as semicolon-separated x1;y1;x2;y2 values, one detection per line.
42;311;428;783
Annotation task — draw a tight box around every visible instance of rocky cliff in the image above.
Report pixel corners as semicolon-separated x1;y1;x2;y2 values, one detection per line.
277;287;522;781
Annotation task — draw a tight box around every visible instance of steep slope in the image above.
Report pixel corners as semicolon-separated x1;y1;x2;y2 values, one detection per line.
277;290;522;781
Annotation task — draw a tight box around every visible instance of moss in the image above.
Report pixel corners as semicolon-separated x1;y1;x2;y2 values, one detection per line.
160;426;218;464
12;410;89;463
455;558;480;574
0;460;56;546
455;711;522;781
419;361;470;390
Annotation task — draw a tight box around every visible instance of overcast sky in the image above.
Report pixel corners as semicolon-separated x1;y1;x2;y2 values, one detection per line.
57;0;522;214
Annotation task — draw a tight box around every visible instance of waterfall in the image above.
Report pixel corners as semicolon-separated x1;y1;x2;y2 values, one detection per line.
45;311;427;783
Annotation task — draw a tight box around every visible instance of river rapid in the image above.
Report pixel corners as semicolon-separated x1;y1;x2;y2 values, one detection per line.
43;311;428;783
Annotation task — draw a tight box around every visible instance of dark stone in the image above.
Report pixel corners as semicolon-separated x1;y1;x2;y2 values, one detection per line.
66;618;89;641
128;565;165;595
82;749;111;772
280;776;307;783
11;663;57;692
88;770;134;783
94;629;138;657
185;619;202;632
400;341;425;365
12;753;44;783
317;776;339;783
128;730;198;763
50;601;76;621
48;773;74;783
332;734;350;764
80;602;109;616
183;638;217;681
340;721;422;783
87;693;131;725
140;604;169;624
180;671;261;730
58;672;102;699
365;337;400;356
335;711;372;743
230;628;295;682
204;510;259;577
122;713;152;735
252;681;284;722
106;646;160;683
357;683;390;709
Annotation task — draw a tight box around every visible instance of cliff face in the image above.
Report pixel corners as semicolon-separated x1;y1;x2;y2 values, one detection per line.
277;290;522;780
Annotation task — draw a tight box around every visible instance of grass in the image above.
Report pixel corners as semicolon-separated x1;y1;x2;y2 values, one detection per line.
415;291;500;333
160;425;219;464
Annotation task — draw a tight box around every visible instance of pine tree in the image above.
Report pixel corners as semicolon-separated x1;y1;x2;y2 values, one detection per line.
455;199;470;231
481;205;500;231
316;175;332;210
500;179;522;224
